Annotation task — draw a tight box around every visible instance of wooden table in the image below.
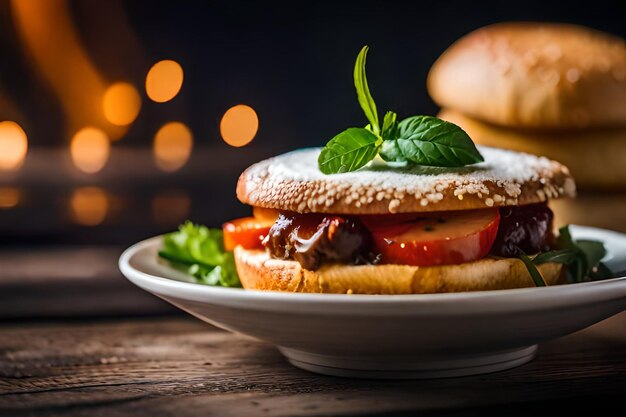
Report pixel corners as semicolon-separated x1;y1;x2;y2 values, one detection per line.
2;235;626;416
2;313;626;417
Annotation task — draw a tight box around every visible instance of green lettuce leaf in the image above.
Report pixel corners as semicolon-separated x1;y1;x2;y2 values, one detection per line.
158;221;241;287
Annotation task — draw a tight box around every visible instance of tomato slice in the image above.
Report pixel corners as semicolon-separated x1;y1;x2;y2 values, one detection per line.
365;209;500;266
223;217;274;251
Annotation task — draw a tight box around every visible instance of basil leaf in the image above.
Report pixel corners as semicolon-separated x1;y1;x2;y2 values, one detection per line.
354;46;379;134
532;249;580;265
564;240;607;284
381;111;398;141
531;247;587;284
554;225;586;283
379;139;407;163
556;225;578;250
395;116;484;167
318;127;381;174
549;225;613;283
321;46;487;172
576;239;607;268
519;252;547;287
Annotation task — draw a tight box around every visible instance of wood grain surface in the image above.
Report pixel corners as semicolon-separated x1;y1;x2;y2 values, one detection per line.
1;313;626;417
0;246;175;319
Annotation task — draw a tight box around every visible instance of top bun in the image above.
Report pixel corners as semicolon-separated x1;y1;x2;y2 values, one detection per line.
236;147;575;215
427;22;626;128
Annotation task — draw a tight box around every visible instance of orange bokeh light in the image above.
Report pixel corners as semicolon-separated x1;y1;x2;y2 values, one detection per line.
0;187;21;209
70;127;110;174
145;60;184;103
220;104;259;147
152;190;191;226
0;121;28;171
69;186;109;226
11;0;127;140
103;82;142;127
153;122;193;172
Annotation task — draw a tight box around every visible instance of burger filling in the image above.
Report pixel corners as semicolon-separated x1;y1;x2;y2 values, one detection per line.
264;213;375;270
224;203;555;271
490;203;554;257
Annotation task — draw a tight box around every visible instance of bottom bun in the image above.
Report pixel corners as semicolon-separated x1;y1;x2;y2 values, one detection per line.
234;247;563;294
438;108;626;190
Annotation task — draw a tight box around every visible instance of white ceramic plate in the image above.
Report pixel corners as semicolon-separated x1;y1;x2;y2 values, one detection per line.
119;225;626;379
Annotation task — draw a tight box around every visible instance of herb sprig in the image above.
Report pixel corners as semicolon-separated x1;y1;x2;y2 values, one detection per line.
318;46;484;174
518;225;613;286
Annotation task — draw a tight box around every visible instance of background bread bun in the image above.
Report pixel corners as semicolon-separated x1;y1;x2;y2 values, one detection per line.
428;22;626;128
237;147;575;215
439;109;626;189
234;247;563;294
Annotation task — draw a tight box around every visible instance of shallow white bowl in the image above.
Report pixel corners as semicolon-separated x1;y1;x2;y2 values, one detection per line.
119;225;626;379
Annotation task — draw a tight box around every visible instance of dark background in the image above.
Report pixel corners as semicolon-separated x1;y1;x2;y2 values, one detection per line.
0;0;624;247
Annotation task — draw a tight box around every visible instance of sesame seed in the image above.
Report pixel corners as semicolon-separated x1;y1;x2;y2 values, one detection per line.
536;189;546;200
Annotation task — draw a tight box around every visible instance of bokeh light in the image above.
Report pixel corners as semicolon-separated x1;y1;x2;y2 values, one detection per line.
220;104;259;147
69;186;109;226
102;82;141;127
0;121;28;171
153;122;193;171
0;187;21;209
145;60;184;103
70;127;110;174
152;190;191;226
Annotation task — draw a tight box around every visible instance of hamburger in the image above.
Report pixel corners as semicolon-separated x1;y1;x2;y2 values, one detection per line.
427;22;626;189
230;145;574;294
160;45;610;295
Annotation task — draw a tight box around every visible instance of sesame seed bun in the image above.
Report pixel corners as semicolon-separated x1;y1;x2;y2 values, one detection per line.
234;247;564;294
427;22;626;128
236;147;575;215
439;109;626;190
